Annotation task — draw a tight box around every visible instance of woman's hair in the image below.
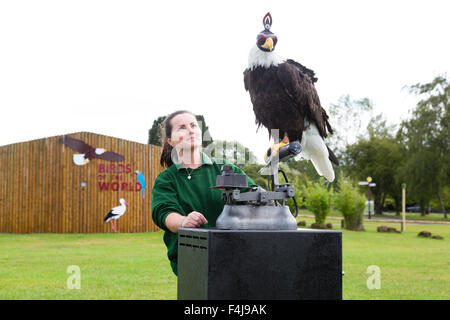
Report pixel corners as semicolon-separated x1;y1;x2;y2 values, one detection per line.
160;110;196;168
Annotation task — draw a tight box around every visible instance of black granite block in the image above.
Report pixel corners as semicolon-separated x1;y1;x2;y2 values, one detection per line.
178;228;342;300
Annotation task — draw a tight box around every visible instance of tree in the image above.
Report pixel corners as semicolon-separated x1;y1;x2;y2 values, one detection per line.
286;158;343;192
241;163;268;190
343;113;403;214
148;116;165;146
327;95;374;158
397;75;449;217
204;140;258;168
195;115;214;149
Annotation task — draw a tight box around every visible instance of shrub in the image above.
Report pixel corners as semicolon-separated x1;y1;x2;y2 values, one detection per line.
241;164;268;190
334;178;366;231
286;186;304;216
275;164;305;216
304;181;331;225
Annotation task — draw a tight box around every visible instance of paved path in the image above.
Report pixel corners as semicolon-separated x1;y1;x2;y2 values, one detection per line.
298;214;450;225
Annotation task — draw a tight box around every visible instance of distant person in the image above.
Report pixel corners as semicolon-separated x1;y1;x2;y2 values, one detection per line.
151;110;258;276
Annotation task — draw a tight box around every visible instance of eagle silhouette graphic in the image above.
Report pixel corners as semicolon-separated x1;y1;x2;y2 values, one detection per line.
60;136;125;166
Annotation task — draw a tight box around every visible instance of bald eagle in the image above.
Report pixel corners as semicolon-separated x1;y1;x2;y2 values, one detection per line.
244;13;339;182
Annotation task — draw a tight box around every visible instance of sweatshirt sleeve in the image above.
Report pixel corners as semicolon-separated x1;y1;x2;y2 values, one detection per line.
151;172;186;232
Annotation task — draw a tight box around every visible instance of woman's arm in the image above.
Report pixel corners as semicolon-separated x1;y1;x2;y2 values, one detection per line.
165;211;208;233
152;172;209;233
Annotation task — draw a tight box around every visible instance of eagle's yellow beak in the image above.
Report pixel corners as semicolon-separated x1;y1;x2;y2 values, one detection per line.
262;37;274;51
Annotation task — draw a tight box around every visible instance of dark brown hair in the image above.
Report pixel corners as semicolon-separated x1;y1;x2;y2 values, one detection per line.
160;110;196;168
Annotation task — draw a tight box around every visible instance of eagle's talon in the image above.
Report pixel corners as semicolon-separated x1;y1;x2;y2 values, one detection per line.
263;140;290;162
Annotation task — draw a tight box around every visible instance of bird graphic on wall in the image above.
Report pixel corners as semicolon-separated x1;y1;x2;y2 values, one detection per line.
103;198;128;232
243;13;339;182
135;170;147;199
60;136;125;166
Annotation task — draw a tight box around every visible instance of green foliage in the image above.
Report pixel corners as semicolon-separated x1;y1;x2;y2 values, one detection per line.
277;164;305;215
286;159;325;183
285;195;302;216
344;121;403;214
432;186;450;209
287;158;343;192
242;163;306;216
195;115;214;149
148;116;166;146
334;177;366;231
206;140;258;168
336;75;448;217
241;164;268;190
278;163;337;217
327;95;374;157
303;181;331;225
396;75;449;217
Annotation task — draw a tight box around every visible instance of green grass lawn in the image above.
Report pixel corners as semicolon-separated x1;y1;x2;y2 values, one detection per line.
0;219;449;300
0;232;177;300
299;216;450;300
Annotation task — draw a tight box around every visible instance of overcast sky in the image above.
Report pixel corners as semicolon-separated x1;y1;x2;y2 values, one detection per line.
0;0;448;163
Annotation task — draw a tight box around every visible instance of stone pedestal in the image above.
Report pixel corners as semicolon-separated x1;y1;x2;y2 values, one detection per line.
177;228;342;300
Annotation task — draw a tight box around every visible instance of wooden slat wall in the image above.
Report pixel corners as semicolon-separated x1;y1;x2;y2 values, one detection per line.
0;132;163;233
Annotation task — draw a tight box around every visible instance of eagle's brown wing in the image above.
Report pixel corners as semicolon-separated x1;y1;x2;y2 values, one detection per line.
286;59;318;83
243;69;250;91
94;151;124;162
60;136;92;153
276;60;333;139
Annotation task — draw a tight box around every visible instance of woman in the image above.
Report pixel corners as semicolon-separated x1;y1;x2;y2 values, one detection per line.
151;110;258;276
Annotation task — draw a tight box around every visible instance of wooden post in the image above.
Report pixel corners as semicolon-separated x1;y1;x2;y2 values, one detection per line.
401;183;406;232
366;177;372;219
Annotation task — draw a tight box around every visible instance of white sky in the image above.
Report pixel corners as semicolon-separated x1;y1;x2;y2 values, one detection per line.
0;0;449;163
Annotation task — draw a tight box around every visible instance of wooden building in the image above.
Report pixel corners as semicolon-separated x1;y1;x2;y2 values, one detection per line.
0;132;163;233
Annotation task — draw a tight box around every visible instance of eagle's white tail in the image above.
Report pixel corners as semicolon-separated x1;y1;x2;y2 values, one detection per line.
294;123;335;182
309;152;335;182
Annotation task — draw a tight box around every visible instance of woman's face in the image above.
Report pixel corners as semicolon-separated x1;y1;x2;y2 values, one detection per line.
167;113;202;151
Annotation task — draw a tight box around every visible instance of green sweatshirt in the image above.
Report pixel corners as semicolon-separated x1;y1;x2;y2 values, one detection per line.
151;152;258;276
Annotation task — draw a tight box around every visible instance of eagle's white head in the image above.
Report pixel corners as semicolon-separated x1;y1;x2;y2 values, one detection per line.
248;44;284;70
73;154;89;166
248;12;284;70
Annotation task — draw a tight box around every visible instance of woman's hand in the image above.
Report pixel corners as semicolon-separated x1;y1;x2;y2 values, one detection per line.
181;211;208;228
165;211;208;233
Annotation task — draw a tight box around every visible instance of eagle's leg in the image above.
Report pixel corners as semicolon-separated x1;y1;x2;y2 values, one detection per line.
281;134;289;144
263;133;291;163
271;133;290;156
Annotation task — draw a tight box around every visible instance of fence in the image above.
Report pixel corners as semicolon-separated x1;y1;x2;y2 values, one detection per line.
0;132;163;233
